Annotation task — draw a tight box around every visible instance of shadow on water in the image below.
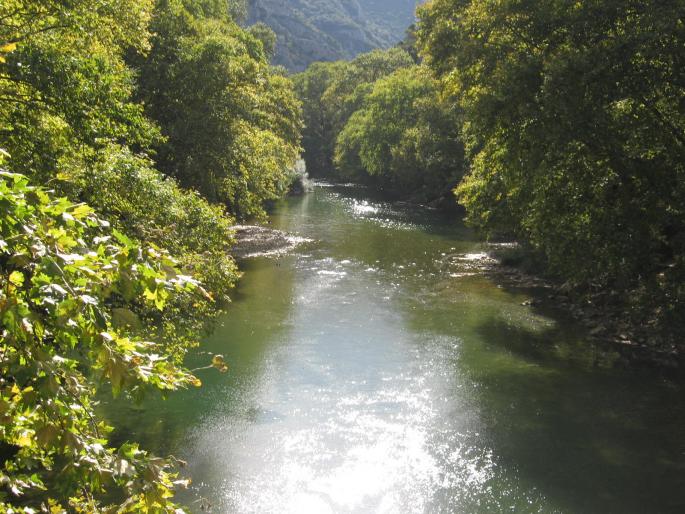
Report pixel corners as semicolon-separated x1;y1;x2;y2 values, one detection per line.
105;256;299;458
383;231;685;514
405;293;685;514
469;317;685;514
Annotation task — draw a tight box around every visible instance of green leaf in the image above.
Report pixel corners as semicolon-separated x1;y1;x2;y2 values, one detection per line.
71;204;93;219
112;229;134;248
9;270;24;286
111;308;142;330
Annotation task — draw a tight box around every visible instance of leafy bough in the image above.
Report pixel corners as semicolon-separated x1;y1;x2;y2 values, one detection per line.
0;171;214;512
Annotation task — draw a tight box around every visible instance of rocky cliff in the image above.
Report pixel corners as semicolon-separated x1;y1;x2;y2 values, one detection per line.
248;0;418;71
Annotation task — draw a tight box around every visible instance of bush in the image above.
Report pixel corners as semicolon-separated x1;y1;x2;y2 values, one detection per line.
0;171;210;511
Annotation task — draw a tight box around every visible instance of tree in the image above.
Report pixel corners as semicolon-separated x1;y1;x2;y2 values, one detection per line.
133;0;302;218
417;0;685;331
0;1;252;509
0;0;240;349
248;22;277;60
293;61;347;176
334;65;464;202
0;0;158;183
322;48;416;135
293;48;414;179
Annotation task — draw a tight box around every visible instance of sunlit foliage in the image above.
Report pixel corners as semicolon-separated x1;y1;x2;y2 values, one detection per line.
0;0;303;509
0;172;206;511
295;48;464;202
294;48;414;178
0;0;158;183
134;0;303;219
334;65;464;203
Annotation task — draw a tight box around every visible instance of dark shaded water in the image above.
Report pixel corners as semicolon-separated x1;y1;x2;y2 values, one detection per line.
108;184;685;513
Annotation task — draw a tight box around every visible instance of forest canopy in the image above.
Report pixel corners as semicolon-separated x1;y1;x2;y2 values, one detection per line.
294;47;464;205
416;0;685;336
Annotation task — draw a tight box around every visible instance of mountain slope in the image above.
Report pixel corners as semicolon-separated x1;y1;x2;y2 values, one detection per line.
248;0;418;71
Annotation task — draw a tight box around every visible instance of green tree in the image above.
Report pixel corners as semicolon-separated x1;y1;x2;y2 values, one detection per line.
293;60;347;176
0;0;239;349
134;0;302;218
418;0;685;331
0;0;158;183
248;22;277;60
294;48;414;179
67;146;239;343
322;48;416;137
334;65;464;202
0;1;244;509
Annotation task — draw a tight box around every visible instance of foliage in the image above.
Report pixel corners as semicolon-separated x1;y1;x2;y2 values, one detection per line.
417;0;685;330
133;0;303;219
293;48;414;178
334;65;464;202
295;49;463;203
0;0;301;509
322;48;417;130
0;172;207;511
248;22;277;60
0;0;241;355
397;24;420;64
0;0;159;183
63;146;239;352
293;60;348;177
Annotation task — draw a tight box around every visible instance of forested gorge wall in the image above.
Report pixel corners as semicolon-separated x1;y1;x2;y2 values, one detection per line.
247;0;419;70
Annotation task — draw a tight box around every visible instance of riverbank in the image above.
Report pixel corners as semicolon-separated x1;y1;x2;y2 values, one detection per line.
485;245;684;369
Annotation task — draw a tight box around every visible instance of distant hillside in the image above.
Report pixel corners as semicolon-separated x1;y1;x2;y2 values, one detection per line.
248;0;418;71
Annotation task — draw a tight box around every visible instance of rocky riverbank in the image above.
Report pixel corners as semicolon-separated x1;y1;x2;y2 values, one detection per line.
483;245;683;369
230;225;312;259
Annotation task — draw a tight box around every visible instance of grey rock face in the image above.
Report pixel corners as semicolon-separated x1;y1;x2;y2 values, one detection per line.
248;0;419;71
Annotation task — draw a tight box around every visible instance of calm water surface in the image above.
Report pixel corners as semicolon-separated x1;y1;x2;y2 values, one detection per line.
110;184;685;513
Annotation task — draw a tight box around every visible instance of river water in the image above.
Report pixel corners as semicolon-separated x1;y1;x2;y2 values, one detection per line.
110;184;685;513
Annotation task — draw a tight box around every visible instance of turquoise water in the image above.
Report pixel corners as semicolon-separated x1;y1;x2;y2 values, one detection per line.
108;184;685;513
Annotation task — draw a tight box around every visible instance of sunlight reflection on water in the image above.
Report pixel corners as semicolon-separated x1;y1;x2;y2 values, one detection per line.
138;185;685;514
180;252;538;513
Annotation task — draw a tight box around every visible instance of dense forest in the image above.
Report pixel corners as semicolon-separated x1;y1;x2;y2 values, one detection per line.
0;0;300;510
295;0;685;347
1;0;684;511
294;45;464;207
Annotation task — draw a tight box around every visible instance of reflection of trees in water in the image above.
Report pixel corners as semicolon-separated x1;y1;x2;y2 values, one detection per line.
400;283;685;514
105;257;299;457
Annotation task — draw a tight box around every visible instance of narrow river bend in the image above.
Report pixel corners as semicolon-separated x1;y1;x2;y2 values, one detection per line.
110;184;685;513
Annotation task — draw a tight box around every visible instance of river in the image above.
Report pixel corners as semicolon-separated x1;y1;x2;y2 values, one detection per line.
108;183;685;513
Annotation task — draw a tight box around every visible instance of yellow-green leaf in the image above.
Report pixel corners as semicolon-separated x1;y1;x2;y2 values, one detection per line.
9;270;24;286
0;42;17;54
